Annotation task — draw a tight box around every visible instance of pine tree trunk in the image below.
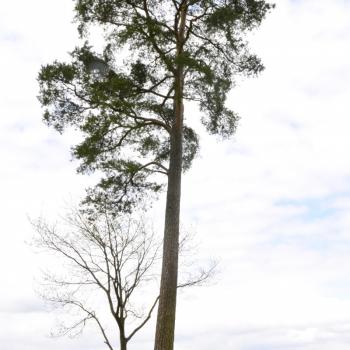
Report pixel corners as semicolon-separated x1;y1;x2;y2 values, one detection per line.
154;105;183;350
154;5;187;350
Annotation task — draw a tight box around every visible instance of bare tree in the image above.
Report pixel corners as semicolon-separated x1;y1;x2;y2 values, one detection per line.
32;210;214;350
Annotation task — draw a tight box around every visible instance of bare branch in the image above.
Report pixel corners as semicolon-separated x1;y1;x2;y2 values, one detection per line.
32;210;161;350
126;295;159;341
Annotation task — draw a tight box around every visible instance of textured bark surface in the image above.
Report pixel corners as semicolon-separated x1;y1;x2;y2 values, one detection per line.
154;122;182;350
154;5;187;350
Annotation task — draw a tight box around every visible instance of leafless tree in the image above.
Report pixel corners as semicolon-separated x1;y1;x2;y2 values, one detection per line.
32;210;214;350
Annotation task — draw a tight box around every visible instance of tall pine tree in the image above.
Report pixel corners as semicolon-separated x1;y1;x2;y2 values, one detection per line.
38;1;274;349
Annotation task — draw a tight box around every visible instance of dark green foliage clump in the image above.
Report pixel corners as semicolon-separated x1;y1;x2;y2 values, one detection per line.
38;0;274;212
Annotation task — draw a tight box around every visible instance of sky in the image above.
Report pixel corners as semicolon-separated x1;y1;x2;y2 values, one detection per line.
1;0;350;349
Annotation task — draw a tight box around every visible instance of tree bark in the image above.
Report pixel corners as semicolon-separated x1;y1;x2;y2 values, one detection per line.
120;328;127;350
154;5;187;350
120;340;127;350
120;339;127;350
117;318;127;350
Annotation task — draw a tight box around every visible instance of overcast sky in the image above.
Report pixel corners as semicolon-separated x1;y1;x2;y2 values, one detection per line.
1;0;350;349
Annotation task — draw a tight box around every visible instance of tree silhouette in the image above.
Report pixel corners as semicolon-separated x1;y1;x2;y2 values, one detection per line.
33;210;213;350
38;1;274;349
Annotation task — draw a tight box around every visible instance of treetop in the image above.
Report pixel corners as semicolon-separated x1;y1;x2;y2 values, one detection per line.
38;0;274;212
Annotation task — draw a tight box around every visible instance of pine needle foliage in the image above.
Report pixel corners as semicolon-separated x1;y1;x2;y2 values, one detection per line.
38;0;274;213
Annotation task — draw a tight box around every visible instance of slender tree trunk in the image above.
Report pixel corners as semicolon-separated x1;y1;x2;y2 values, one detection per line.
118;320;127;350
120;339;127;350
154;99;183;350
154;5;187;350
